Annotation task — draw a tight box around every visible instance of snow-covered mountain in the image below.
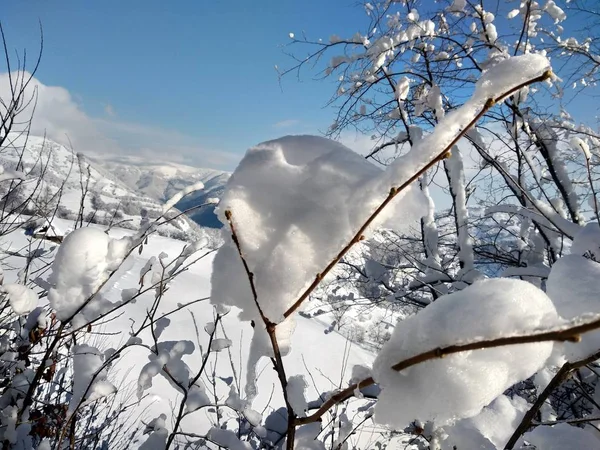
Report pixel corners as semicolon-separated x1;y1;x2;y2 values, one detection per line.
0;134;203;238
88;155;231;228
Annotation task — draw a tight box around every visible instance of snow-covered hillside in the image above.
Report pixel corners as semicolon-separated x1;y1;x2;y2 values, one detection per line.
90;155;230;228
0;134;204;238
0;218;387;449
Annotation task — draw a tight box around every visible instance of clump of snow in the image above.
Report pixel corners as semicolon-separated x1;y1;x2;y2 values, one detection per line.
546;254;600;360
47;227;131;323
69;344;116;413
407;9;419;22
373;278;557;427
154;317;170;339
544;0;566;23
2;284;38;315
139;414;168;450
162;180;205;213
570;222;600;259
445;147;481;283
225;385;246;411
211;134;425;324
204;321;215;334
441;395;529;449
571;136;592;160
244;316;297;400
485;23;498;43
287;375;308;417
210;338;232;352
137;340;195;398
243;408;262;427
332;412;353;448
185;383;211;413
395;76;410;101
292;423;326;450
427;84;445;119
447;0;466;13
507;8;521;19
208;428;251;450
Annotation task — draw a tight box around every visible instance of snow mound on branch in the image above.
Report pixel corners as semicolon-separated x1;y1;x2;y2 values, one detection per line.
287;375;308;417
441;394;528;449
447;0;466;13
293;423;326;450
384;54;550;189
69;344;116;413
2;284;38;315
211;134;425;324
185;384;211;413
210;54;550;327
47;227;131;323
207;428;251;450
372;278;557;427
137;340;195;399
547;254;600;360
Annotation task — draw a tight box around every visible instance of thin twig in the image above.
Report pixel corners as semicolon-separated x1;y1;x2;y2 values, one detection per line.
225;210;297;449
505;348;600;448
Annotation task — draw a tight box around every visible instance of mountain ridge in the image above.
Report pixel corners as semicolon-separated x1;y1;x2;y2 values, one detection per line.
0;134;212;237
87;155;231;228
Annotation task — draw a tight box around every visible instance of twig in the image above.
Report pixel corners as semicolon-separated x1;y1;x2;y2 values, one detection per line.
505;348;600;448
224;210;271;326
225;210;297;449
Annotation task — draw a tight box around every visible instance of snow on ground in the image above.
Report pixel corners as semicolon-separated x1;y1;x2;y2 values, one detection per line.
106;243;378;445
0;220;399;448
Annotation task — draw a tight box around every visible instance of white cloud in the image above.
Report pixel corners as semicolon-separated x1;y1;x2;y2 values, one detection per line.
273;118;300;128
103;103;116;117
339;131;377;156
0;72;240;170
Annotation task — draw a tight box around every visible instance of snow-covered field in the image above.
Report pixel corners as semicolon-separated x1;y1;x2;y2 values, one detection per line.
1;219;397;448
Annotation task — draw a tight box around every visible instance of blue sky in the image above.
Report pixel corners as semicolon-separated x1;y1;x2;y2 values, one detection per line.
2;0;365;169
2;1;598;171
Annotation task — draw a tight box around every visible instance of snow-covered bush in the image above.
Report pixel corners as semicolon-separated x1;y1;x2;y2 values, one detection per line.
0;30;220;449
3;1;600;450
265;0;600;447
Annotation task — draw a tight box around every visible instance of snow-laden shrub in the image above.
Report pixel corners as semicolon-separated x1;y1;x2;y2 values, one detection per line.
3;1;600;449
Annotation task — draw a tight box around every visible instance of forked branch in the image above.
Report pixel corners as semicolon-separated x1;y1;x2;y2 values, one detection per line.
505;348;600;449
